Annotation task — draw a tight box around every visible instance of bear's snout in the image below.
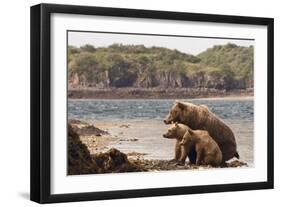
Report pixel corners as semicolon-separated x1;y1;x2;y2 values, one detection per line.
163;133;173;139
163;133;169;138
164;119;171;124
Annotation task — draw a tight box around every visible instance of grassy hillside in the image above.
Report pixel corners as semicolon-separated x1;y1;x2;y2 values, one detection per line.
198;43;254;88
68;43;254;90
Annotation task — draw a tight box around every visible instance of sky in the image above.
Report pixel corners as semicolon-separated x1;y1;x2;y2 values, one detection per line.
68;31;254;55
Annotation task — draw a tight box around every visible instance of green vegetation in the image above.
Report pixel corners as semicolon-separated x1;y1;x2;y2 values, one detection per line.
198;43;254;88
68;43;254;90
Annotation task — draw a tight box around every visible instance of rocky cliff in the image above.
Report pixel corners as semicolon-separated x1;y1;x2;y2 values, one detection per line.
68;43;254;91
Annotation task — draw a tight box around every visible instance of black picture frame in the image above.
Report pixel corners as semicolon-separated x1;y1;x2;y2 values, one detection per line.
30;3;274;204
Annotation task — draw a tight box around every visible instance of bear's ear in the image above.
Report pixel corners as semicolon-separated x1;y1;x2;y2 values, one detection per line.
176;102;186;110
200;104;209;111
187;128;194;135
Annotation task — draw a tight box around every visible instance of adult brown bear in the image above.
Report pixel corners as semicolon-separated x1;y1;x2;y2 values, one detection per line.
164;101;239;162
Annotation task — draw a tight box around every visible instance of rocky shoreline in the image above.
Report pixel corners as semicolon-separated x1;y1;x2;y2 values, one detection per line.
68;119;248;175
68;87;253;99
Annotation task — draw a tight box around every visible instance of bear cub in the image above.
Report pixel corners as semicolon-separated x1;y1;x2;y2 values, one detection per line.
163;123;222;167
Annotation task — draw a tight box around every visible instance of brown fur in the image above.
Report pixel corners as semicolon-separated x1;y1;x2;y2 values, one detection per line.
163;122;187;162
163;123;222;166
164;101;238;161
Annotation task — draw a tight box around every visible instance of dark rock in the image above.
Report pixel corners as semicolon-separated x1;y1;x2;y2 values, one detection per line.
67;88;253;99
119;124;130;128
67;124;99;175
92;148;144;173
68;125;143;174
225;160;248;167
68;119;89;125
119;138;138;142
76;125;108;136
69;119;108;136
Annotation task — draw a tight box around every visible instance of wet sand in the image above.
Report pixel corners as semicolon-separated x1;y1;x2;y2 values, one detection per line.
87;120;253;166
93;121;173;160
68;118;250;174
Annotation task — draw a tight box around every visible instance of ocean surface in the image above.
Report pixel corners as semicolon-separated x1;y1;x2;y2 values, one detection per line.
68;98;254;165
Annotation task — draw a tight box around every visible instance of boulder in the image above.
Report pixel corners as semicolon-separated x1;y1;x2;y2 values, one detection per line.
67;124;98;175
92;148;144;173
69;119;108;136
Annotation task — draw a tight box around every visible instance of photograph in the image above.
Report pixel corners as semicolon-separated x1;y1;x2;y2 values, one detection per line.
67;31;254;175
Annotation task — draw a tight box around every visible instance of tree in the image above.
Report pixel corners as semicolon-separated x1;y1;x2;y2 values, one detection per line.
80;44;96;53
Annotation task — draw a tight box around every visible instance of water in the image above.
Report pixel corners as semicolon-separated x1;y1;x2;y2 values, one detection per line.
68;98;254;165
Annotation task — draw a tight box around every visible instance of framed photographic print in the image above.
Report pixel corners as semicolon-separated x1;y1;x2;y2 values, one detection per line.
30;3;274;203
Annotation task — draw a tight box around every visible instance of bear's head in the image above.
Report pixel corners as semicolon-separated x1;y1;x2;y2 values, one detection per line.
164;101;187;124
163;122;180;139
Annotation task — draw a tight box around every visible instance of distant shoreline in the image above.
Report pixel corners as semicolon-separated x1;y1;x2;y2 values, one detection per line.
68;87;254;99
